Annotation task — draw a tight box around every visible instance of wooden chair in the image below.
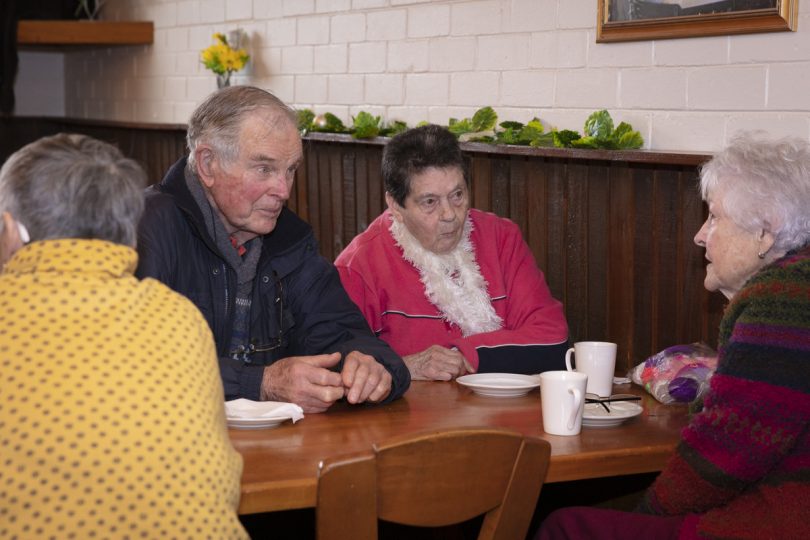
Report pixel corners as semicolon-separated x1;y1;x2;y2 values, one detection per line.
316;428;552;540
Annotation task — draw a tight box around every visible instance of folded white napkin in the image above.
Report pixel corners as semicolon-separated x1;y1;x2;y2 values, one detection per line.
225;398;305;424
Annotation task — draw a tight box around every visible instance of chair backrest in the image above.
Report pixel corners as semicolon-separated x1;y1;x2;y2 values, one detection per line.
316;428;552;540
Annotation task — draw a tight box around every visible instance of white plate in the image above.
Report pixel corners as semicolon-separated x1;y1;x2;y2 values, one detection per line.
227;416;291;430
225;399;303;430
581;401;643;428
456;373;541;398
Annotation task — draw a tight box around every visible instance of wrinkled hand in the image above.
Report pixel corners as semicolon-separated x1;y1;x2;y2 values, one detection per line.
341;351;392;404
404;345;473;381
260;353;345;413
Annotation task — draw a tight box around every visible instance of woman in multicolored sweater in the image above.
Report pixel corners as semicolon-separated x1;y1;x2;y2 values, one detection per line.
536;133;810;539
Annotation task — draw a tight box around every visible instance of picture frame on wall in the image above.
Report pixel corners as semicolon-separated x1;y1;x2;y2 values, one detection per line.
596;0;798;42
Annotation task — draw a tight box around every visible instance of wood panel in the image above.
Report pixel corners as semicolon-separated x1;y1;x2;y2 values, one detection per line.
0;118;724;372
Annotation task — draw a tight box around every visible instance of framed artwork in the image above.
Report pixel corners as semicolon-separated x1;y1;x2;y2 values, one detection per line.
597;0;798;42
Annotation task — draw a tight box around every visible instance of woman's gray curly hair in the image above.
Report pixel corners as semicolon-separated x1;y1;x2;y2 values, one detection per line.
699;132;810;254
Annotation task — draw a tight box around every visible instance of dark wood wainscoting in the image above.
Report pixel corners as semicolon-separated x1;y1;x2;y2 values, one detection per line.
0;116;187;185
1;118;725;372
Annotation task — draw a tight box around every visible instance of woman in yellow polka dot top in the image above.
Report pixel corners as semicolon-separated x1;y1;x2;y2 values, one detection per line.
0;134;248;539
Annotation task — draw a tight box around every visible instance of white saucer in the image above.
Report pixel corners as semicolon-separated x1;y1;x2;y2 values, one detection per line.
456;373;541;398
226;416;292;430
581;401;643;428
225;398;303;430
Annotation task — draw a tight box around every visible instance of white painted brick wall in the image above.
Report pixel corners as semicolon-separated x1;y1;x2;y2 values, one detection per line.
405;73;449;105
13;0;810;152
349;42;387;73
429;38;476;72
688;67;766;110
477;35;530;71
450;71;499;106
297;16;331;45
365;73;404;105
621;68;686;109
295;74;328;104
328;74;364;104
407;4;450;39
450;1;503;37
367;10;407;42
388;41;429;72
313;45;348;74
331;13;366;43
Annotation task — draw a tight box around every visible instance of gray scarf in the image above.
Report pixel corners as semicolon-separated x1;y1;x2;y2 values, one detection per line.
185;167;262;354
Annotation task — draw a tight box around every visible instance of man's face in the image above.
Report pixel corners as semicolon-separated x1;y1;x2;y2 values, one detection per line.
387;166;470;254
203;113;303;243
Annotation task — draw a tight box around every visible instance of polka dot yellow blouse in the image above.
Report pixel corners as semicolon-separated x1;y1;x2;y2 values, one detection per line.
0;239;247;539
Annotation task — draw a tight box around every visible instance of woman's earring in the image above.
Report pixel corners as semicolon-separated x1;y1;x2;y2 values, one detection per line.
757;251;766;259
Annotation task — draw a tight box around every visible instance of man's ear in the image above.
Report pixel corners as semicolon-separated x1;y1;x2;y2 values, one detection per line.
195;146;218;188
385;192;403;222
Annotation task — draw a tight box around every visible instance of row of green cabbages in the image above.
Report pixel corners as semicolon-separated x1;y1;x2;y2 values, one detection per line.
297;107;644;150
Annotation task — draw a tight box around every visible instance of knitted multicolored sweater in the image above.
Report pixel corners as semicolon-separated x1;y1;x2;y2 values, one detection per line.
638;245;810;539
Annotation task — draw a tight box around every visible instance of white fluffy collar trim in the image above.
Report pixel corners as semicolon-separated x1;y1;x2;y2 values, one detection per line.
389;214;503;336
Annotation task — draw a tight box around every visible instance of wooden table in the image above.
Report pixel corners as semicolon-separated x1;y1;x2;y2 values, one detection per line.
231;381;689;515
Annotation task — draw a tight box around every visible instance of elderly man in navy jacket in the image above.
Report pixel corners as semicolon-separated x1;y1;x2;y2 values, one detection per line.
136;86;409;412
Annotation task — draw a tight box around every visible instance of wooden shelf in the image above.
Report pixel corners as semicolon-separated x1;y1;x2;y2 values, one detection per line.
17;20;153;46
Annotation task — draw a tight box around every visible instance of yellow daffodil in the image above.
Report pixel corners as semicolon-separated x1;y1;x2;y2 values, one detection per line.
201;32;249;77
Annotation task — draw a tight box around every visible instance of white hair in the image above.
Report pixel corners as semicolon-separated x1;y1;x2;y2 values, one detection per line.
699;132;810;253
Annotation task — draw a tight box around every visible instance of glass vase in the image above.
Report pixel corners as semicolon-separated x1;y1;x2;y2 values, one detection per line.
217;72;231;89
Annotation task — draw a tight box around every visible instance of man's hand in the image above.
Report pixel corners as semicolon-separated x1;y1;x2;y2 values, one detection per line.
341;351;392;404
260;353;345;413
404;345;473;381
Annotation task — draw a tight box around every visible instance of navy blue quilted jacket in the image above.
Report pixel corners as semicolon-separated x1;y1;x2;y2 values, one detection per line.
136;157;410;402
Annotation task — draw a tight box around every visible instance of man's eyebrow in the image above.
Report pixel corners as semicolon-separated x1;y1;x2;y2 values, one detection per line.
247;153;278;163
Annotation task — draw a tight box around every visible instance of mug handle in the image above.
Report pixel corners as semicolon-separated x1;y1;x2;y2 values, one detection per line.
565;347;575;371
567;387;583;431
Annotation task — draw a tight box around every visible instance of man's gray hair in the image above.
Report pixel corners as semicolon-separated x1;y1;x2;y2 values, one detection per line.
0;133;146;247
186;86;298;173
699;132;810;253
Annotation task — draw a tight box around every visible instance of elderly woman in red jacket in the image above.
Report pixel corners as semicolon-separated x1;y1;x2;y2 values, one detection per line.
536;132;810;540
335;125;569;380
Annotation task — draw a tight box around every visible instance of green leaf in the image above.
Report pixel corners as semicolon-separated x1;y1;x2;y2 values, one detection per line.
528;132;555;147
311;112;346;133
459;131;495;143
470;106;498;132
381;120;408;137
570;136;600;149
518;118;545;145
583;110;614;139
447;118;472;136
552;129;582;148
296;109;315;135
611;122;644;149
499;121;524;130
351;111;381;139
495;127;521;145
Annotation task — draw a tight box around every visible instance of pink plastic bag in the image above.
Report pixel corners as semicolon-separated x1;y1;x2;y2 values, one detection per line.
630;343;718;404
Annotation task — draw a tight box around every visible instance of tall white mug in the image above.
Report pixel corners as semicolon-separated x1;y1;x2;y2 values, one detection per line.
539;371;588;436
565;341;617;398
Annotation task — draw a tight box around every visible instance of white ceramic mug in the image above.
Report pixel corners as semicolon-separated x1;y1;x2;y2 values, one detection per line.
565;341;617;398
539;371;588;436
